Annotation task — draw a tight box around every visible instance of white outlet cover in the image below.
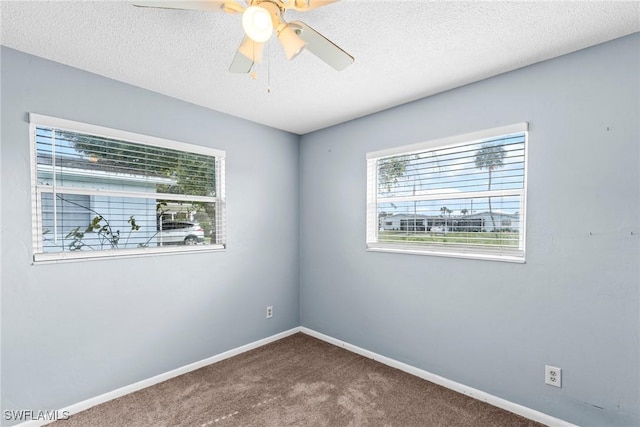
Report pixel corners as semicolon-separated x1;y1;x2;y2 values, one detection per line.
545;365;562;388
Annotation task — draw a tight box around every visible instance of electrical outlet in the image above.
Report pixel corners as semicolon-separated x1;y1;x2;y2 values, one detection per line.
266;306;273;319
545;365;561;387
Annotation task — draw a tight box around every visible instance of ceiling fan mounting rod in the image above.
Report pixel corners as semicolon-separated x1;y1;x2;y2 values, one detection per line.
251;0;285;15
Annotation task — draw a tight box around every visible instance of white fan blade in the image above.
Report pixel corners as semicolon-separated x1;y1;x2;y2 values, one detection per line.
132;1;244;13
284;0;339;12
290;20;353;71
230;37;255;73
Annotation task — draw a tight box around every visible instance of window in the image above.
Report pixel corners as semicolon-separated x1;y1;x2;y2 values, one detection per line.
366;123;528;262
30;114;226;262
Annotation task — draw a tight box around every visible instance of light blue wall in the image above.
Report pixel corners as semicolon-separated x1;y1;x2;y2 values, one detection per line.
299;33;639;427
1;47;300;420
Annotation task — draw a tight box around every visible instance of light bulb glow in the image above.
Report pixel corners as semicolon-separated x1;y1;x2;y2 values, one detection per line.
242;6;273;42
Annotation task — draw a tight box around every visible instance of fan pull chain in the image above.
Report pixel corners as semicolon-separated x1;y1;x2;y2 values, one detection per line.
246;39;272;93
267;41;272;94
249;41;257;80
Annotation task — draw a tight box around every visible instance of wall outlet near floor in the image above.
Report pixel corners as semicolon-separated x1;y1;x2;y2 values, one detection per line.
545;365;561;387
266;306;273;319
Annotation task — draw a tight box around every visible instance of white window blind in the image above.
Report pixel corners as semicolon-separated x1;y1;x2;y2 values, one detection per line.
366;123;528;262
30;114;226;262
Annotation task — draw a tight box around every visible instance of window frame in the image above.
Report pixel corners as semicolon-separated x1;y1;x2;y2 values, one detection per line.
366;123;528;263
29;113;226;263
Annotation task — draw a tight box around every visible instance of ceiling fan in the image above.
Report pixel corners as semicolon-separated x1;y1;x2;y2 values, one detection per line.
132;0;354;73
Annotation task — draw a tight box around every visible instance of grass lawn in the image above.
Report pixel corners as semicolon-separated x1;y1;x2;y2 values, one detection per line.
379;231;519;246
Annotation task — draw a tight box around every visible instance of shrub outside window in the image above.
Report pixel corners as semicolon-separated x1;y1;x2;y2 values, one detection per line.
366;123;528;262
30;114;226;263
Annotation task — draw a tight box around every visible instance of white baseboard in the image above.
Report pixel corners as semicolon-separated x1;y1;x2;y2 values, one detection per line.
300;327;577;427
14;326;575;427
14;327;301;427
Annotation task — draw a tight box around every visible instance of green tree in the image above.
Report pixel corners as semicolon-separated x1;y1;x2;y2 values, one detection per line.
378;155;415;192
474;143;505;231
378;158;406;192
154;153;218;243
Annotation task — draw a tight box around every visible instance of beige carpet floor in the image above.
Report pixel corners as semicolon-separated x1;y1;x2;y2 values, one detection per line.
50;333;544;427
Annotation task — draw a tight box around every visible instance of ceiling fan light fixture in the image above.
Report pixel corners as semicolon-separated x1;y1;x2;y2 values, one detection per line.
242;5;273;42
238;37;265;63
278;24;307;60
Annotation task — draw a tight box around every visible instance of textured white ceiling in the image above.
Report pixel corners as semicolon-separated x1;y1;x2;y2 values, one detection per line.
1;1;639;134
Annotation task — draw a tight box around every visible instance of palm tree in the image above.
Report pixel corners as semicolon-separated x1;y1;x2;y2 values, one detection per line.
474;143;505;231
440;206;452;232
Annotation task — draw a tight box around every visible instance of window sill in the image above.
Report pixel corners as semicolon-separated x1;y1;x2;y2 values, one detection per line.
32;244;226;264
366;245;525;264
